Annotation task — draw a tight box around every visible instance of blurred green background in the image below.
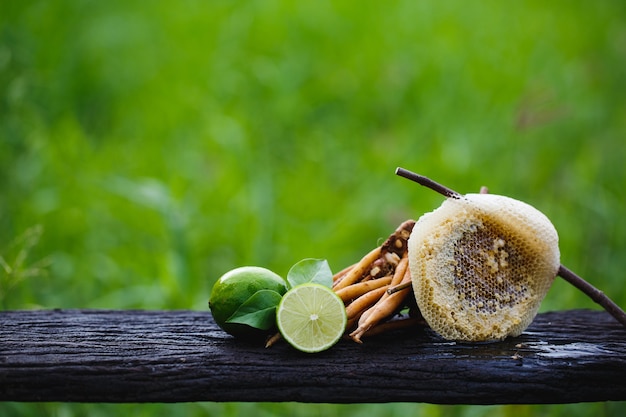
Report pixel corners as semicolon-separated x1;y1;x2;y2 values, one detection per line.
1;0;625;416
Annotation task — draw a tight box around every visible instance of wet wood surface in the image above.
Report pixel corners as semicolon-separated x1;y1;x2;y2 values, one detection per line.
1;308;625;404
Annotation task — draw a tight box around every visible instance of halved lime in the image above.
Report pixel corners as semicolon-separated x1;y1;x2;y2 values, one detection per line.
276;283;347;353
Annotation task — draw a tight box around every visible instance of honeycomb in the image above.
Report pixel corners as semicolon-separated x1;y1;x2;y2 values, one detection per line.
407;193;560;342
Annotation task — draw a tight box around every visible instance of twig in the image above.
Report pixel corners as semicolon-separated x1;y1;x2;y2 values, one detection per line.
558;265;626;328
395;167;461;199
395;166;626;329
387;281;412;295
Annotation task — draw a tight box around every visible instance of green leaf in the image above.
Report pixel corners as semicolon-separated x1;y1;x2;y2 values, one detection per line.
286;258;333;289
225;289;283;330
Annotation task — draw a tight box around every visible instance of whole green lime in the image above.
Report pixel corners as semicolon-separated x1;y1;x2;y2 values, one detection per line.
209;266;287;339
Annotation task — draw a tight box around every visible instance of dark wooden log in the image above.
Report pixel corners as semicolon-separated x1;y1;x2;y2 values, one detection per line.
1;308;625;404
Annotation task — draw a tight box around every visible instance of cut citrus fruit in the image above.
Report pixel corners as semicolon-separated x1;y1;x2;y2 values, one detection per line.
276;283;347;353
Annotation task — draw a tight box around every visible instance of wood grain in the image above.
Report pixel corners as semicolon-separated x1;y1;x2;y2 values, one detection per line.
1;309;625;404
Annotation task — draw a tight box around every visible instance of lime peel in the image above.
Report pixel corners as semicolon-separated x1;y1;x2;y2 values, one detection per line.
208;266;287;338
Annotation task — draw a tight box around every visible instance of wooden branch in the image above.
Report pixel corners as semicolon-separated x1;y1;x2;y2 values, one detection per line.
395;167;626;330
1;309;625;404
395;167;461;199
558;264;626;328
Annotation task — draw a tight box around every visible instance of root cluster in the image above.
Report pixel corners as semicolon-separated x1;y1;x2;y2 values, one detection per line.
333;220;426;343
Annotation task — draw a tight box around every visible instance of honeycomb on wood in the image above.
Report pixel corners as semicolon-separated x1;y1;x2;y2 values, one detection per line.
407;193;560;342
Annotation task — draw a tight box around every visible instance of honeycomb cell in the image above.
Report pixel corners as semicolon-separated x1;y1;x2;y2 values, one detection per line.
407;193;560;342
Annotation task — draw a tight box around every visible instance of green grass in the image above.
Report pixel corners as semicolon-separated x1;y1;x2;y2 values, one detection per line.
2;0;626;415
